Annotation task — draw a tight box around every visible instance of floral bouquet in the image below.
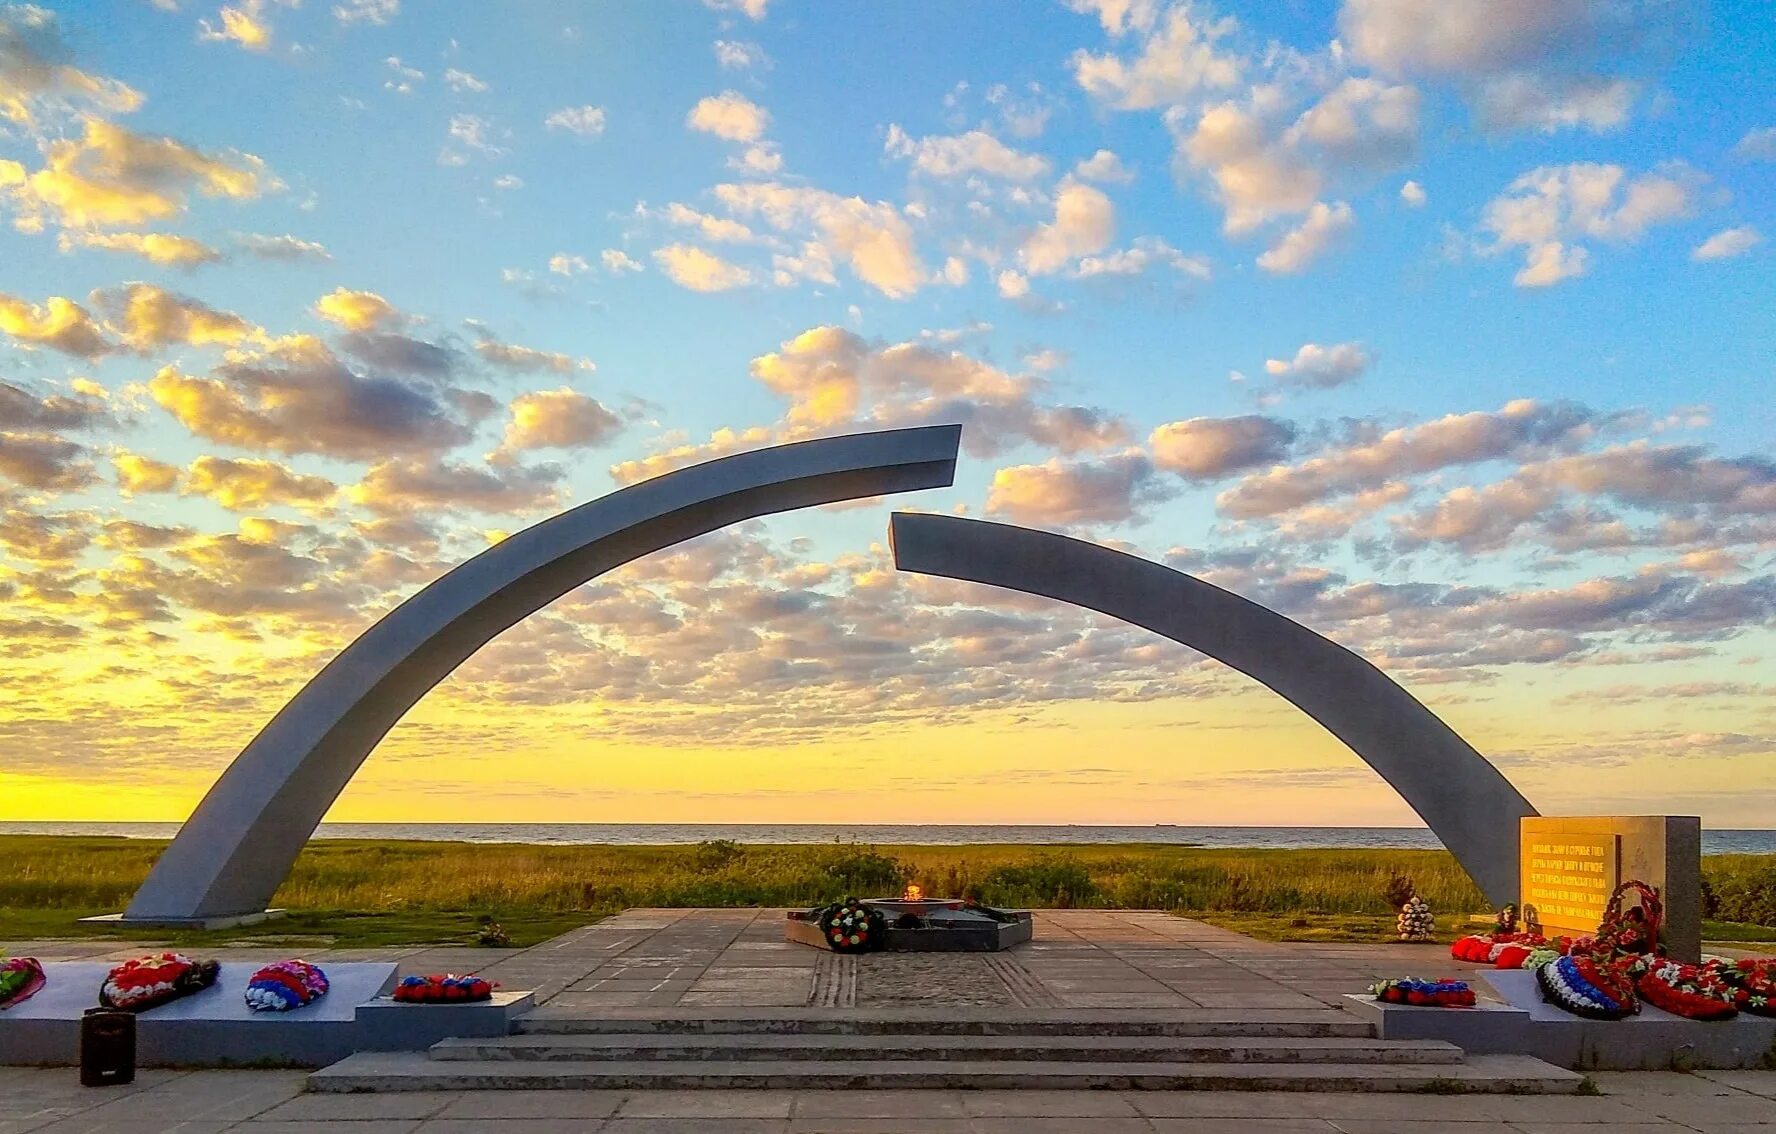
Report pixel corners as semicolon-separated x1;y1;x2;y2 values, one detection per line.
818;897;884;953
99;952;220;1013
1369;977;1476;1008
1536;953;1639;1020
1397;895;1435;942
1634;959;1737;1021
0;957;45;1011
392;973;496;1003
244;960;330;1012
1702;958;1776;1017
1450;931;1546;965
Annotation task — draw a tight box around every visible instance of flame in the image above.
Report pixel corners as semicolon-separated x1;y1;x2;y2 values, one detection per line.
903;884;923;901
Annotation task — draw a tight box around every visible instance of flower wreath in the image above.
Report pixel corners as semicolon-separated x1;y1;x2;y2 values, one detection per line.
0;957;45;1011
1635;959;1737;1021
1369;977;1476;1008
1536;953;1638;1020
1703;958;1776;1018
99;952;220;1013
392;973;496;1003
244;960;330;1012
1585;880;1663;959
1450;931;1546;966
818;897;884;953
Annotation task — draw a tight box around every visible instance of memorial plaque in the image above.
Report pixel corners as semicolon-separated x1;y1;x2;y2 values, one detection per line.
1521;833;1619;935
1519;816;1701;961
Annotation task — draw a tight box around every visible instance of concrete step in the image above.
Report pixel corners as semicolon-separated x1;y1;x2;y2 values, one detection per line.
515;1007;1377;1038
309;1052;1584;1093
431;1033;1464;1065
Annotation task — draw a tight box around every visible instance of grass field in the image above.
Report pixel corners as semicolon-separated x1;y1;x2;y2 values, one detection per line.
1;836;1771;950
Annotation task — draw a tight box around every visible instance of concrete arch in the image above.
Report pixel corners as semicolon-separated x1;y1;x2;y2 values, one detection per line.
888;512;1535;905
124;426;962;923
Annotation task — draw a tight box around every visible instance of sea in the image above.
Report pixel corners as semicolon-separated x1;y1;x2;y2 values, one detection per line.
4;823;1775;854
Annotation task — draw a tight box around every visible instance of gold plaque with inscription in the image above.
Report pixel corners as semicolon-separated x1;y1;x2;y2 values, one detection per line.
1520;832;1620;936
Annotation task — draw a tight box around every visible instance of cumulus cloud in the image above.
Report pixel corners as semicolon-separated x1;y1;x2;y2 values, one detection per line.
0;430;93;491
102;283;257;350
1289;77;1420;169
0;379;108;431
543;104;605;137
471;331;592;375
652;243;753;292
197;1;276;52
346;457;561;517
1149;415;1294;480
714;181;927;298
0;5;143;128
1256;200;1354;274
313;286;398;331
0;118;274;232
442;68;487;94
1070;4;1240;110
334;0;399;26
1263;341;1371;390
112;449;179;496
686;90;768;142
714;40;768;70
1177;101;1321;235
1217;398;1605;518
1019;181;1115;275
1073;148;1134;183
0;291;113;357
1073;235;1209;281
703;0;768;20
231;233;328;261
1692;226;1760;262
183;454;336;511
58;229;221;267
1339;0;1666;134
987;450;1169;526
884;124;1050;181
1482;162;1700;287
601;249;643;274
1400;179;1426;206
1734;127;1776;162
491;388;623;461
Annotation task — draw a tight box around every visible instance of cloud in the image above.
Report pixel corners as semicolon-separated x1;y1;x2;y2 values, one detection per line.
1263;341;1371;390
103;283;257;350
491;388;623;460
714;40;768;70
1073;149;1134;183
1216;398;1605;518
547;253;588;277
602;249;643;274
313;287;398;331
443;68;488;94
1149;415;1295;479
442;113;503;161
652;243;753;292
334;0;399;25
1177;101;1321;235
1734;127;1776;162
1257;200;1354;274
1019;181;1115;275
986;450;1169;525
57;229;222;267
1339;0;1668;134
112;449;179;496
686;91;769;143
883;125;1050;181
713;181;927;298
346;457;561;517
0;291;113;357
1070;5;1241;110
233;232;329;261
1400;179;1425;206
1482;162;1701;287
0;379;108;431
652;201;757;243
1692;226;1760;262
0;430;93;490
183;454;336;511
383;56;423;94
148;345;479;460
1073;235;1209;281
0;4;144;128
197;1;276;52
703;0;767;20
543;105;605;137
1;118;274;232
1289;77;1420;169
471;332;592;375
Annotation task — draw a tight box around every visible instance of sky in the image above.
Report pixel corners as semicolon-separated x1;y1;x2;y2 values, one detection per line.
0;0;1772;830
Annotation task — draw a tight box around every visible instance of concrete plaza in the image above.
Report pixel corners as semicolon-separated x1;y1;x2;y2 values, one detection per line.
5;910;1776;1131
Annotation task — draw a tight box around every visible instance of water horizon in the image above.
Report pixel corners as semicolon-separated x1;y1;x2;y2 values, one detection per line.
5;822;1774;854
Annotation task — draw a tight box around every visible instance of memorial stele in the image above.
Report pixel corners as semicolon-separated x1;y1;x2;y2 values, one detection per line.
1520;815;1702;962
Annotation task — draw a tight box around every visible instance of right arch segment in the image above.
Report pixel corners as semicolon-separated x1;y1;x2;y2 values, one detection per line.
889;512;1535;906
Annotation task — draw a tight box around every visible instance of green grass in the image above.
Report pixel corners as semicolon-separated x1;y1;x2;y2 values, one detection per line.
0;835;1769;949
